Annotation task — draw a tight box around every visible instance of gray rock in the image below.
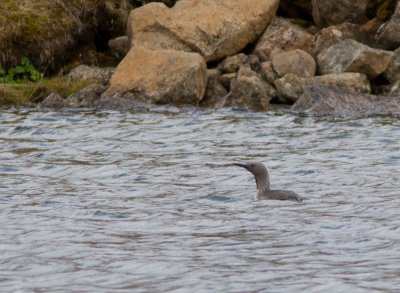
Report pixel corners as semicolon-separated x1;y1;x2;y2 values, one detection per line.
309;22;378;57
272;49;316;78
218;53;260;74
275;72;371;104
41;93;66;109
68;65;115;85
108;36;130;59
200;78;229;108
317;39;393;79
259;61;279;84
65;84;107;107
312;0;369;27
252;17;313;62
292;83;400;115
222;65;270;111
384;47;400;83
377;3;400;50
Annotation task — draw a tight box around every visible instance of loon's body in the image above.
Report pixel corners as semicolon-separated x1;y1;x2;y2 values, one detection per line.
235;161;302;202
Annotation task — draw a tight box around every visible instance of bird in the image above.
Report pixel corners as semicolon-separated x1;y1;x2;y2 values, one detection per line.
234;161;302;202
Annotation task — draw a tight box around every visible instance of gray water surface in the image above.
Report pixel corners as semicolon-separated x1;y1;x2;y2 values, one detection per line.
0;107;399;292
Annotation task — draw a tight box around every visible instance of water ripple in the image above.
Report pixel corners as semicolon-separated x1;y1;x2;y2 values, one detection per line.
0;108;399;292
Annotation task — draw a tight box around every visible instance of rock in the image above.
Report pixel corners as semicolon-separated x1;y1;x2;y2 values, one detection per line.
108;36;130;59
218;73;237;91
41;93;66;109
253;17;313;61
65;84;107;107
222;65;270;110
275;72;371;104
310;23;377;57
377;2;400;49
68;65;115;85
207;69;222;80
218;53;260;74
274;74;305;104
260;61;279;84
312;0;369;27
272;49;316;78
317;39;393;79
384;47;400;83
104;47;207;105
128;0;279;62
200;78;229;108
292;83;400;115
313;73;371;93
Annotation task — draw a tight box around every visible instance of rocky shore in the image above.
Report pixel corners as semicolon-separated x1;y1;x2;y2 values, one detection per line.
2;0;400;115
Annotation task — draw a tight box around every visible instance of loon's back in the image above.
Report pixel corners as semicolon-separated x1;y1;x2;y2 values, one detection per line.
258;189;302;202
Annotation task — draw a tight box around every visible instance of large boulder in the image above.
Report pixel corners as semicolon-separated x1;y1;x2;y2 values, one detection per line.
317;39;393;79
309;23;377;57
292;83;400;115
222;65;271;110
384;47;400;83
312;0;369;27
377;2;400;49
103;47;207;105
252;17;313;62
272;49;316;78
275;72;371;104
128;0;279;62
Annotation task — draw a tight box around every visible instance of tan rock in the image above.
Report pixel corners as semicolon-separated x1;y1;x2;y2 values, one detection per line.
128;0;279;62
104;47;207;105
272;49;316;78
253;17;313;61
260;61;278;84
317;39;392;79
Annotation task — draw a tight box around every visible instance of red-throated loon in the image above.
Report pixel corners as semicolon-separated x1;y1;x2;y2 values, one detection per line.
235;161;302;202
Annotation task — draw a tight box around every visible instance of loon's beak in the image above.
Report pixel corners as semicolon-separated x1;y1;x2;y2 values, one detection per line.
234;163;249;170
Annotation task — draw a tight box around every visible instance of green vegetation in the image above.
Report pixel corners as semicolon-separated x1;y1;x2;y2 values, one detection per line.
367;0;394;21
1;58;42;83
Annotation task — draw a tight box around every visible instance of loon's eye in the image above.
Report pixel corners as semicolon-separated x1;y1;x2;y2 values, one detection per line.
250;164;254;168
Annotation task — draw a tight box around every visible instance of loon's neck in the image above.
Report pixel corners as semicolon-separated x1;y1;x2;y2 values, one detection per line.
255;173;270;199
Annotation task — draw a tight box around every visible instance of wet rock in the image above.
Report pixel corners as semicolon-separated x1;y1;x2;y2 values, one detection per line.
252;17;313;62
377;2;400;49
310;23;377;57
292;83;400;115
108;36;130;59
68;65;115;85
95;91;150;110
65;84;107;107
272;49;316;78
317;39;392;79
41;93;66;109
104;47;207;105
218;54;260;74
384;47;400;83
275;72;371;104
312;0;369;27
222;65;270;111
128;0;279;62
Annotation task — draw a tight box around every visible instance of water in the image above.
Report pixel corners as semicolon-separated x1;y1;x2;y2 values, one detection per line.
0;107;399;292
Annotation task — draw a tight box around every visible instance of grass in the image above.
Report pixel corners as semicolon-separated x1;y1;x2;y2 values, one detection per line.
0;76;91;106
